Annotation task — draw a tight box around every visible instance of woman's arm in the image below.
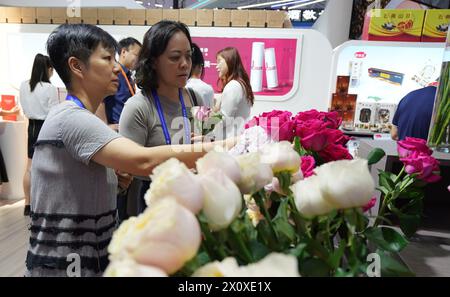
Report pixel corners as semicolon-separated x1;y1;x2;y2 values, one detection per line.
92;137;237;177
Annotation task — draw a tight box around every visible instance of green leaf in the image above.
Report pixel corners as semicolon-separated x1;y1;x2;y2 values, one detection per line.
248;240;270;262
376;250;415;277
329;240;346;269
174;251;211;276
367;148;386;165
376;186;390;196
273;200;297;243
399;213;421;238
378;171;395;192
293;136;302;155
365;227;408;252
288;243;308;258
299;257;331;277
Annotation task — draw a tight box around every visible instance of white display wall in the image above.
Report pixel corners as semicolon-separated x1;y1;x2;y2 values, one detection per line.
0;23;333;117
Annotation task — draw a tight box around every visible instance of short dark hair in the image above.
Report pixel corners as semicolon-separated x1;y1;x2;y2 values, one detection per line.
135;20;192;95
190;43;205;79
46;23;118;90
29;53;52;92
118;37;142;54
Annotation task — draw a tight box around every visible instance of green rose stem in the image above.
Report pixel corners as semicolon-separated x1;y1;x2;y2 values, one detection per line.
198;218;227;260
254;190;279;249
227;227;254;263
374;166;406;227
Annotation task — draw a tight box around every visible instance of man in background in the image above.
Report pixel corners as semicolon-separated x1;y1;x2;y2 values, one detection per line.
96;37;141;222
96;37;142;131
391;84;437;141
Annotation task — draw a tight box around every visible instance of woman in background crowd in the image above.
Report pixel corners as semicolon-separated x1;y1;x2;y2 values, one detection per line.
215;47;254;139
119;20;204;214
19;53;59;216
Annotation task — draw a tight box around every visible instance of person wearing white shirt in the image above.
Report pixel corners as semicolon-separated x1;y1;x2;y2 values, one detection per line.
19;53;58;215
214;47;254;139
186;43;214;108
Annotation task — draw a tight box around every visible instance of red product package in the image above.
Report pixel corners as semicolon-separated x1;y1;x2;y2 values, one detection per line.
1;95;17;121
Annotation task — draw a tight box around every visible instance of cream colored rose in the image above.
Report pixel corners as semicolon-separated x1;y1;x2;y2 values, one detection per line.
315;159;375;209
144;158;204;214
259;141;301;173
291;175;335;217
108;198;201;274
235;153;273;194
104;258;167;277
196;151;242;184
200;169;242;231
291;159;375;217
193;253;300;277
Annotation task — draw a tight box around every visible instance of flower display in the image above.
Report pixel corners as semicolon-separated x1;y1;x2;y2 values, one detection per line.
106;110;441;278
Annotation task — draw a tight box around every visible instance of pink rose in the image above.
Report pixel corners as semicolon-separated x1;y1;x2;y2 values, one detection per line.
294;109;322;122
397;137;432;158
300;156;315;178
319;143;353;162
321;111;342;129
294;119;328;140
194;106;212;121
245;110;294;142
362;197;377;212
400;151;441;183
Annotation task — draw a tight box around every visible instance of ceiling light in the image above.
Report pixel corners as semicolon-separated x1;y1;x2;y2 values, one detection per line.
288;0;326;10
238;0;294;10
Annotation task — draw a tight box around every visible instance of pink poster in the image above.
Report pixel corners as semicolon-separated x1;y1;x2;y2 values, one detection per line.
192;37;298;96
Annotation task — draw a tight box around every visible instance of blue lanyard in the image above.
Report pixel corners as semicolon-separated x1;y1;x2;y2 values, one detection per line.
151;89;191;145
66;94;86;109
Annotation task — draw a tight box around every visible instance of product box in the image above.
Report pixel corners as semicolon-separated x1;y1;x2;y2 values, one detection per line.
129;9;145;25
266;10;286;28
214;9;231;27
249;10;266;27
0;7;6;23
98;8;114;25
21;8;36;24
422;9;450;42
368;9;425;42
51;8;67;24
5;7;21;23
146;9;162;25
36;8;51;24
330;93;358;127
81;8;98;25
114;8;129;25
162;9;179;22
179;9;196;26
1;95;17;121
196;9;213;27
231;10;248;27
67;6;81;24
354;101;377;130
375;102;397;133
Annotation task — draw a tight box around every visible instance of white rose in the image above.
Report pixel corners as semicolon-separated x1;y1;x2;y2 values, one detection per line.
315;159;375;209
259;141;301;173
145;158;204;214
291;159;375;217
291;175;335;217
235;153;273;194
104;258;167;277
196;151;242;184
193;253;300;277
200;169;242;231
109;198;201;274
